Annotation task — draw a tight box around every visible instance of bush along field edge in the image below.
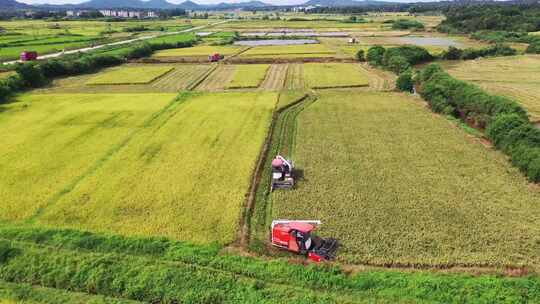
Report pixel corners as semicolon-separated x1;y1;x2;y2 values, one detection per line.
415;64;540;183
361;44;539;183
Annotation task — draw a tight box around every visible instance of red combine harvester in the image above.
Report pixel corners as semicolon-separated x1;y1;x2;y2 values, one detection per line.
20;51;38;61
271;220;339;262
208;53;224;62
271;155;294;191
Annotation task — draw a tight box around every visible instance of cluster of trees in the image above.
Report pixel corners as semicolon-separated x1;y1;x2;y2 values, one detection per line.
441;44;517;60
391;19;425;30
416;64;540;182
437;4;540;33
366;45;432;74
361;45;432;92
0;36;196;104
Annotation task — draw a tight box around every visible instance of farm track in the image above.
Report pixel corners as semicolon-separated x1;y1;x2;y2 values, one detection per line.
259;64;288;91
241;93;316;249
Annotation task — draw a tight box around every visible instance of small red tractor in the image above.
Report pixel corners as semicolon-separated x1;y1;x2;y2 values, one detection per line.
20;51;38;61
208;53;224;62
271;155;294;191
271;220;339;262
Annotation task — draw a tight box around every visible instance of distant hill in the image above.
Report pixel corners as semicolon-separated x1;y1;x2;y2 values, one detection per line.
0;0;32;9
35;0;272;10
302;0;396;7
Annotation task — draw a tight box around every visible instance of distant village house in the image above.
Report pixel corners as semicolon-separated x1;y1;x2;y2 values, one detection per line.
66;9;158;19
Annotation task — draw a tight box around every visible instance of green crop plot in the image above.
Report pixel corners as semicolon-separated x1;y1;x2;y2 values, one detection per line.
153;45;242;57
303;63;369;88
86;66;174;85
226;64;270;88
271;91;540;270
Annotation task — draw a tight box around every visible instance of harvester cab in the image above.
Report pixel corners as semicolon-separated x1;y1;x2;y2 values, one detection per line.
271;220;339;262
271;155;294;191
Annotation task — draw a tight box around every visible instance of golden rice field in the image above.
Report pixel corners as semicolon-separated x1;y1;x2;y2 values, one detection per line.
240;44;335;58
303;63;369;88
272;91;540;270
226;64;270;88
32;92;276;244
86;66;174;85
0;93;176;221
443;55;540;121
153;45;243;57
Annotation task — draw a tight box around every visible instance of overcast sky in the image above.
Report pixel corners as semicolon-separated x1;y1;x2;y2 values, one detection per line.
18;0;425;5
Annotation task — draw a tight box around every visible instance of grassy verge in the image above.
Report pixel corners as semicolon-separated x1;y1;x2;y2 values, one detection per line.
0;224;539;303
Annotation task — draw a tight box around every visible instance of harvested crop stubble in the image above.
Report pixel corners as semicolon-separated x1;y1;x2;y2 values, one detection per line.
226;64;270;89
86;66;174;85
37;65;212;94
0;93;176;221
153;45;242;57
303;63;369;88
195;65;235;91
272;91;540;269
444;55;540;121
284;63;305;90
37;92;277;244
260;64;288;91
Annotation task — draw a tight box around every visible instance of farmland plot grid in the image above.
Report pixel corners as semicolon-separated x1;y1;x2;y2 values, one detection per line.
271;90;540;270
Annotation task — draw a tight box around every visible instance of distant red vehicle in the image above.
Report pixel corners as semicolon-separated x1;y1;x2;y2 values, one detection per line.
208;53;224;62
20;51;38;61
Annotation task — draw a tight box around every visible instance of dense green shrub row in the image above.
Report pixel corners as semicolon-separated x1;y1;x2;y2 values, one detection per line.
0;226;539;303
437;5;540;33
441;44;517;60
416;64;540;182
526;39;540;54
0;34;197;104
391;19;425;30
471;30;529;43
367;45;432;73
